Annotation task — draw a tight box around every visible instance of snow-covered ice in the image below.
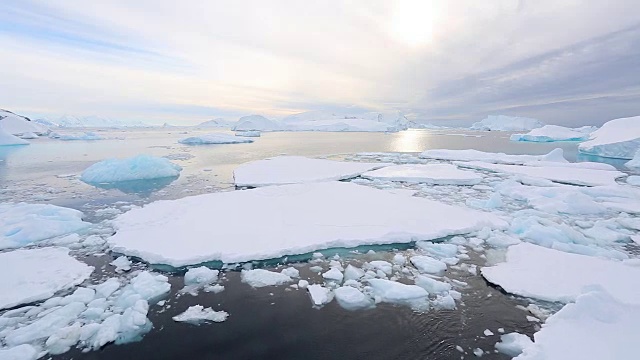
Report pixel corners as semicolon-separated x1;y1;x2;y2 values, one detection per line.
80;155;182;183
419;148;562;164
334;286;373;310
234;130;261;137
0;247;93;310
579;116;640;159
0;110;49;135
49;132;105;141
625;149;640;169
307;284;333;306
362;164;482;185
179;133;254;145
241;269;292;287
322;268;344;283
0;203;90;250
0;126;29;146
110;181;506;266
410;256;447;274
233;156;389;187
481;243;640;304
470;115;544;132
110;256;132;273
495;333;533;357
367;279;428;307
172;305;228;324
510;125;594;142
184;267;219;286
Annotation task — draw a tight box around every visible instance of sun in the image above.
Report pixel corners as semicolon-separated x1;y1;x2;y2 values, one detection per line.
390;0;440;47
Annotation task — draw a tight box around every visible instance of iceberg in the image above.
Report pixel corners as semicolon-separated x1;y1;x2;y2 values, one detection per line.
0;109;49;135
196;118;236;128
80;155;182;183
0;247;93;310
178;133;253;145
470;115;544;132
419;148;564;164
172;305;228;324
232;115;282;131
49;131;105;141
234;130;261;137
109;181;506;267
281;110;407;132
0;126;29;146
578;116;640;159
233;156;389;187
481;243;640;304
0;203;90;250
510;125;594;142
362;164;482;185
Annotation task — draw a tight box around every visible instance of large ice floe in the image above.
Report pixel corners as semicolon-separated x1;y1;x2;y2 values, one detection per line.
178;133;254;145
0;126;29;146
578;116;640;159
0;248;93;310
0;203;90;250
110;181;506;267
510;125;594;142
233;156;389;187
362;164;482;185
470;115;544;132
80;155;182;183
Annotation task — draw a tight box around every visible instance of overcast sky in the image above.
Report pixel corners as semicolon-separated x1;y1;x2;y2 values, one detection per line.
1;0;639;126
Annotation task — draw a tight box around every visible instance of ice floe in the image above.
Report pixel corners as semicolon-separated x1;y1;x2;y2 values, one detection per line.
334;286;373;310
172;305;228;324
0;203;90;250
362;164;482;185
510;125;594;142
579;116;640;159
241;269;292;287
179;133;254;145
0;248;93;310
495;333;533;357
419;148;563;164
110;181;506;266
470;115;544;132
481;243;640;304
80;155;182;183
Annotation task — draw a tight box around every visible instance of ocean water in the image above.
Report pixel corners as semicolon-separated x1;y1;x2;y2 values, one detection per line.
0;128;608;359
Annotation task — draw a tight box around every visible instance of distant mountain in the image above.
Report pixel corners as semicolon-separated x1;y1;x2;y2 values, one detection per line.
196;118;236;128
0;109;49;135
41;115;151;128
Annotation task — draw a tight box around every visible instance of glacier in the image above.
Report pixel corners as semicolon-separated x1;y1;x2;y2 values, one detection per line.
80;155;182;183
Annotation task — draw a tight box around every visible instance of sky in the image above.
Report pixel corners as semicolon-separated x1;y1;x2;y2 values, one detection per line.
1;0;639;126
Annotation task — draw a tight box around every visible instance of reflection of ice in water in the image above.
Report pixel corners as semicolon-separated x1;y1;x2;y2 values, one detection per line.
86;176;178;196
390;129;430;152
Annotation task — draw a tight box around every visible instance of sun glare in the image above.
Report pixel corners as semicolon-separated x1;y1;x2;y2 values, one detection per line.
390;0;440;47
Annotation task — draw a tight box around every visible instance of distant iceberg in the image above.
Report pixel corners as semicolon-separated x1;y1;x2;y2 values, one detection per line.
196;118;236;128
470;115;544;132
179;133;254;145
281;110;408;132
80;155;182;183
510;125;595;142
579;116;640;159
0;126;29;146
232;115;282;131
49;131;105;141
234;130;261;137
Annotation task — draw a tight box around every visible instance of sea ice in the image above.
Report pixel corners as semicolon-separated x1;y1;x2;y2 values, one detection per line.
307;284;333;306
49;132;105;141
80;155;182;183
481;243;640;304
410;256;447;274
495;333;533;357
414;275;451;294
0;247;93;310
0;203;89;250
0;344;38;360
367;279;428;307
578;116;640;159
625;149;640;169
510;125;593;142
179;133;253;145
233;156;388;187
172;305;228;324
110;256;132;272
470;115;544;132
322;268;344;283
419;148;563;164
184;267;219;286
241;269;292;287
362;164;482;185
110;181;506;266
334;286;373;310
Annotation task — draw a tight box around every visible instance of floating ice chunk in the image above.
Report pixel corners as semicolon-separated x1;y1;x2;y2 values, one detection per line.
416;242;459;259
179;133;253;145
297;280;309;289
50;131;104;141
307;284;333;306
0;126;29;146
344;265;365;281
0;344;38;360
232;115;281;131
94;278;121;298
367;261;393;275
120;272;171;305
362;164;482;185
579;116;640;159
483;329;494;336
625;149;640;169
414;275;451;294
334;286;373;310
233;156;388;187
419;148;560;164
470;115;544;132
516;290;640;360
280;267;300;278
0;203;90;250
110;182;506;267
241;269;292;288
110;256;132;273
481;243;640;304
5;302;86;346
495;333;533;357
367;279;428;303
0;248;93;310
510;125;593;142
410;256;447;274
81;155;182;183
322;268;344;283
172;305;228;324
184;267;219;286
392;254;406;265
234;130;261;137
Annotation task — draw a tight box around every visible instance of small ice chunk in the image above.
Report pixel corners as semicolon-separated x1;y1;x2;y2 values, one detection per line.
172;305;228;324
483;329;494;336
368;260;393;275
414;275;451;294
297;280;309;289
307;284;333;306
322;268;344;283
241;269;292;288
334;286;373;310
367;279;428;303
179;133;253;145
280;267;300;278
473;348;484;357
110;256;132;273
494;332;533;357
410;256;447;274
184;267;219;286
343;264;365;281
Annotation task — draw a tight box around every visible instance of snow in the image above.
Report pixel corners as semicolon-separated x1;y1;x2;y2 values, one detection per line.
481;243;640;304
362;164;482;185
172;305;228;324
179;133;253;145
579;116;640;159
232;115;281;131
0;203;90;250
110;181;506;267
241;269;292;287
0;110;49;135
80;155;182;183
625;149;640;169
334;286;373;310
510;125;594;142
0;126;29;146
233;156;389;187
49;131;105;141
515;290;640;360
458;161;625;187
470;115;544;132
419;148;563;164
0;247;93;310
410;256;447;274
235;130;261;137
307;284;333;306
